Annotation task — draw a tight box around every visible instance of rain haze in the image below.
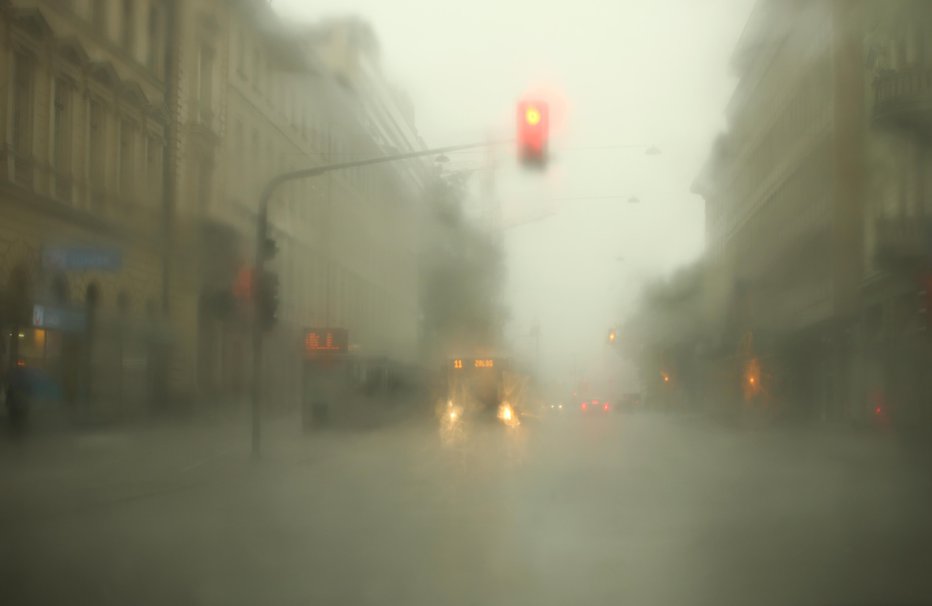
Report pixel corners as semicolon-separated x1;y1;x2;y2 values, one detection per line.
277;0;755;380
2;1;932;605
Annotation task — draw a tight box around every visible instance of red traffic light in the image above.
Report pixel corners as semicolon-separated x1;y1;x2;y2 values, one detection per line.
517;100;549;168
232;265;255;301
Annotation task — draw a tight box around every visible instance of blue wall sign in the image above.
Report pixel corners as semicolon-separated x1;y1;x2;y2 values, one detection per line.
32;304;87;333
42;246;123;271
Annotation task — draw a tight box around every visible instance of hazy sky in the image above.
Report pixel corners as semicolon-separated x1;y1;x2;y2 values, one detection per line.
276;0;755;385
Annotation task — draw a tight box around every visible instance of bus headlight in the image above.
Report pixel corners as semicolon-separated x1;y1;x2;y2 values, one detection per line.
498;402;519;427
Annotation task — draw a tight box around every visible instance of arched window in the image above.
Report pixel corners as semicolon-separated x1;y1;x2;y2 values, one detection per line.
146;298;159;320
117;291;131;314
51;273;69;304
85;282;100;311
8;266;31;325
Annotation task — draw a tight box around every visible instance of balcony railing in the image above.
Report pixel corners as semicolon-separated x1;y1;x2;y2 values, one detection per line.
873;67;932;132
874;215;932;267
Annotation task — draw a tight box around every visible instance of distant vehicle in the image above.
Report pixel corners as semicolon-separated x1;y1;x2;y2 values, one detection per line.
439;356;525;429
578;397;613;415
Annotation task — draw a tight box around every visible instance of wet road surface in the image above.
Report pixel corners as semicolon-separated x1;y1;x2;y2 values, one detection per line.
3;411;932;605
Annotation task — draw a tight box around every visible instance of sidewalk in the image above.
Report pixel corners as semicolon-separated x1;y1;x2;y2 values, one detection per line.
663;405;923;472
0;401;327;524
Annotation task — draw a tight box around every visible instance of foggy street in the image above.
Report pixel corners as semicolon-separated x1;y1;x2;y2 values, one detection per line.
2;0;932;604
3;411;932;606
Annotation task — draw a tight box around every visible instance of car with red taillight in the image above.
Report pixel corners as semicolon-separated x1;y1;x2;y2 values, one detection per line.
579;398;612;414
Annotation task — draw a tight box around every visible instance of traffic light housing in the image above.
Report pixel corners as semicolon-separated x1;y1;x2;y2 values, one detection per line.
257;269;279;330
263;237;278;259
517;99;549;168
232;265;255;302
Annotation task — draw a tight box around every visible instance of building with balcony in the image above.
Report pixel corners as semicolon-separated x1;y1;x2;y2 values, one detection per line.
694;0;860;420
859;0;932;430
0;0;435;415
694;0;932;428
0;0;175;414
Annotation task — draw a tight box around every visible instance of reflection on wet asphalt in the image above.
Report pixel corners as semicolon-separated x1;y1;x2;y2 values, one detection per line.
4;413;932;606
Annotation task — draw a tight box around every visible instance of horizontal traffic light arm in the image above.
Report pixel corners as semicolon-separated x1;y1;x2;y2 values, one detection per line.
258;139;514;212
249;137;511;459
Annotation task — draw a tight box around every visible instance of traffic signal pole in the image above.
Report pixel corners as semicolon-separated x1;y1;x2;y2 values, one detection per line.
250;139;508;458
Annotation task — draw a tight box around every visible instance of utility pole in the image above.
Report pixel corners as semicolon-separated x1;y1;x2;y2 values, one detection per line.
250;140;508;458
160;0;179;316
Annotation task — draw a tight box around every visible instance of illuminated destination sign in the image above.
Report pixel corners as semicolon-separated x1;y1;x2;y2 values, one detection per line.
304;328;349;354
451;358;496;370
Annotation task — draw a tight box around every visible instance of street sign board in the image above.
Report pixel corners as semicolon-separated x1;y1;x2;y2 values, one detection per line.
32;304;86;333
304;328;349;354
42;245;123;271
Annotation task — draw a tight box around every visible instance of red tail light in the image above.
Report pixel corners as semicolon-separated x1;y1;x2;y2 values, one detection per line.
581;402;588;411
603;403;610;412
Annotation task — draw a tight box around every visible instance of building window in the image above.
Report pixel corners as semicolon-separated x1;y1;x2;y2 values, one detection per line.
233;119;243;168
197;46;214;123
145;134;163;206
251;129;259;174
52;273;70;304
267;140;274;181
89;100;107;196
118;119;136;200
12;52;34;153
197;158;212;212
53;79;72;172
85;282;100;307
122;0;135;54
146;4;162;71
117;291;131;316
12;52;34;184
53;79;73;200
924;146;932;214
92;0;107;34
237;29;246;74
925;27;932;66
